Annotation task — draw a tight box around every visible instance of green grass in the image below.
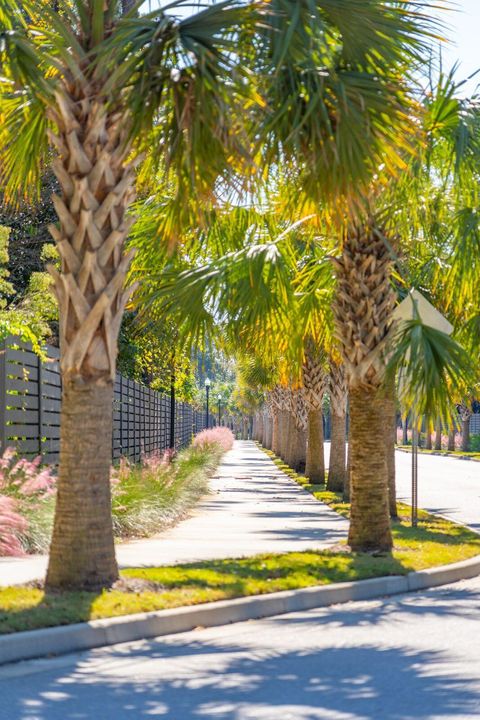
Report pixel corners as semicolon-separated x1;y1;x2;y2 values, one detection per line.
1;449;479;635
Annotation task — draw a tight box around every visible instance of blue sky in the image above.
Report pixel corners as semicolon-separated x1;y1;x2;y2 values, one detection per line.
148;1;480;95
435;0;480;94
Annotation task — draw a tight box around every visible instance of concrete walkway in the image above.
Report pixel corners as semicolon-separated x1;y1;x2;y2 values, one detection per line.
0;441;347;586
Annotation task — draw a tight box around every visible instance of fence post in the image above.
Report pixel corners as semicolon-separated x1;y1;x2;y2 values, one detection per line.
0;338;6;454
169;372;175;450
37;351;44;456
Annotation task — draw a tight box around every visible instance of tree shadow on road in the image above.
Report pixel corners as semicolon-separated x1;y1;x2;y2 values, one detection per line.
2;629;479;719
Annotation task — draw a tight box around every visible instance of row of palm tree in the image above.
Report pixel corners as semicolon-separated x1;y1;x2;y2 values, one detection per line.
1;0;477;588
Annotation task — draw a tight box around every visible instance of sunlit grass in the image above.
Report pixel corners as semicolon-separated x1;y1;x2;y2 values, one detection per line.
2;486;479;634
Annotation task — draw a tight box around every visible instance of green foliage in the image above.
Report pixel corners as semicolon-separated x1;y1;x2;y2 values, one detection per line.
387;318;476;427
0;225;57;350
111;443;223;539
470;434;480;453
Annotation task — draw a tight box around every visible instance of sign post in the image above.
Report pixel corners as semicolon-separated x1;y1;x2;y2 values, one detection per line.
392;289;453;527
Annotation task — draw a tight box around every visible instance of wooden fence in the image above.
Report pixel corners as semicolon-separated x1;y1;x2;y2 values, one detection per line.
0;337;211;464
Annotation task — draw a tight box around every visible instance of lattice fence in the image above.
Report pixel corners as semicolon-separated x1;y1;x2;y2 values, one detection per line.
0;337;211;463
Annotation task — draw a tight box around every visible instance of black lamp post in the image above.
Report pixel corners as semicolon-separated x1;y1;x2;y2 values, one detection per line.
205;378;211;428
217;395;222;426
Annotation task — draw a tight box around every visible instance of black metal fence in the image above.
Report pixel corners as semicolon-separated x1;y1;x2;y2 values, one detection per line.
0;337;212;464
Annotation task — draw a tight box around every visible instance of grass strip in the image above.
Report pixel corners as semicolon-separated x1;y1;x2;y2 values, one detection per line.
396;445;480;461
1;447;479;635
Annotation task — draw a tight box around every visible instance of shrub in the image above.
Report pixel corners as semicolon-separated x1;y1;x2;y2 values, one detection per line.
470;434;480;452
192;426;234;453
0;434;230;556
0;448;56;556
110;444;221;539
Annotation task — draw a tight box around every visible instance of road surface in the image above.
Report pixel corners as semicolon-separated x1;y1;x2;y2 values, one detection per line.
1;575;480;719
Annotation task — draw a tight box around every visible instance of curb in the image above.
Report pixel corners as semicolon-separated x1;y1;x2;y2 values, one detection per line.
2;553;480;666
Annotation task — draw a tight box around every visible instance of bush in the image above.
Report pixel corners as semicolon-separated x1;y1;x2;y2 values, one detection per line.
470;434;480;452
110;442;225;539
0;432;230;556
0;448;56;556
192;426;234;453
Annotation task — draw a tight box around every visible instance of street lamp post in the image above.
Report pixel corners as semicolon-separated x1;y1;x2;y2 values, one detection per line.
205;378;211;429
217;395;222;426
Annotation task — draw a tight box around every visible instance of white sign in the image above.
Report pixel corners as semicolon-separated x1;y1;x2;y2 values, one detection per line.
393;288;453;336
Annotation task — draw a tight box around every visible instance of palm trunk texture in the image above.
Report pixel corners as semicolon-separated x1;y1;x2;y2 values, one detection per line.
306;409;325;483
327;411;346;492
333;222;395;552
46;382;118;589
45;75;138;589
302;349;327;484
327;360;348;493
383;376;397;518
348;387;392;551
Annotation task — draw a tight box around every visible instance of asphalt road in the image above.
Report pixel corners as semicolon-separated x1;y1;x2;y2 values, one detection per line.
394;450;480;531
1;576;480;719
1;446;479;719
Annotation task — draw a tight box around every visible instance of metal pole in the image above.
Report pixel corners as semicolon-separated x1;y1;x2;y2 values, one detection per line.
206;385;210;429
412;423;418;527
218;399;221;426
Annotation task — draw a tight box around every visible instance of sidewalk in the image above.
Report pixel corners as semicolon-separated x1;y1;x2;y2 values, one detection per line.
0;441;348;586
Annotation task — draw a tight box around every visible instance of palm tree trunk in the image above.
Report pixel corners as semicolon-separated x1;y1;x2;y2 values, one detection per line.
285;412;295;466
327;410;346;492
46;381;118;589
448;426;456;451
278;410;288;460
272;411;279;454
305;409;325;483
382;375;397;518
344;444;351;502
425;430;432;450
44;77;138;589
348;386;392;551
265;414;273;449
434;419;442;451
290;425;306;472
462;418;470;451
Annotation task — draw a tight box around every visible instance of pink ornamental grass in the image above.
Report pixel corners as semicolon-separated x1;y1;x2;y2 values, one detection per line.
192;427;234;453
0;495;28;556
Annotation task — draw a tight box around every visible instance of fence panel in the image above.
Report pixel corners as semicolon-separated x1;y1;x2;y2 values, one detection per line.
0;337;207;464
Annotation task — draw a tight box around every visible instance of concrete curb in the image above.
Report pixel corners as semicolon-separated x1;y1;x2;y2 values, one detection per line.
2;553;480;666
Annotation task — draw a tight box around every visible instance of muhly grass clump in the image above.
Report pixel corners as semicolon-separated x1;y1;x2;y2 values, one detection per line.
192;426;234;453
0;448;56;556
0;428;230;557
109;436;229;539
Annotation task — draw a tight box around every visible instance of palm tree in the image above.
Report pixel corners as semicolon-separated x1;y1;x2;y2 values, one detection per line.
302;345;328;483
0;0;256;589
327;357;348;493
332;220;395;550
